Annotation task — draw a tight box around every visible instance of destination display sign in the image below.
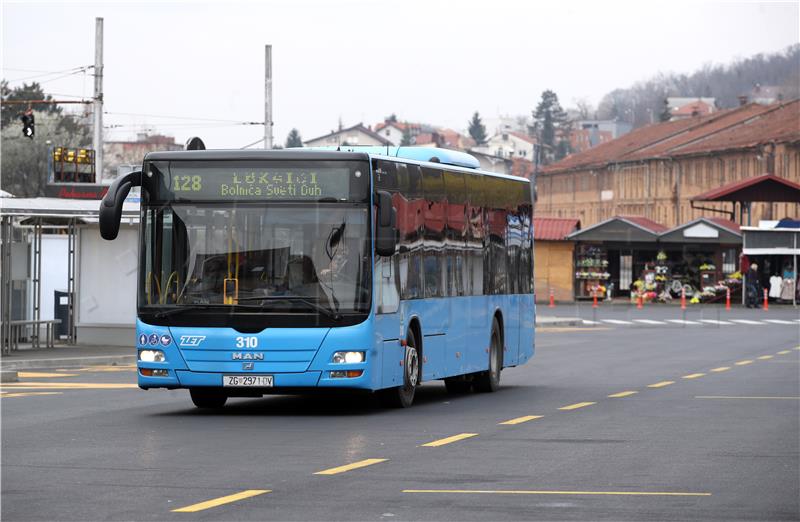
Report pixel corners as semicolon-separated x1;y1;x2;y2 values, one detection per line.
161;164;356;201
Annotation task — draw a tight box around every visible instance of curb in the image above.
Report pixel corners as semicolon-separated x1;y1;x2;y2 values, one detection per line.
0;355;136;372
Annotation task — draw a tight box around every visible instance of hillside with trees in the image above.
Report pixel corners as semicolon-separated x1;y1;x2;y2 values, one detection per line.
595;44;800;128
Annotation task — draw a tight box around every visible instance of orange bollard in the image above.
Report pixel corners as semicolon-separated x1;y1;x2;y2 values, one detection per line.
592;291;598;308
636;293;643;309
549;289;555;308
725;287;731;311
680;288;686;310
763;288;769;311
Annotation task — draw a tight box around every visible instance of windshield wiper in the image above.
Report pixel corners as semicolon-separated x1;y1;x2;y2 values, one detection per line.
236;296;342;321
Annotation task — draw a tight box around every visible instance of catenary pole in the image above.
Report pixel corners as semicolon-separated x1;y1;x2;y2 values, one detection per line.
93;17;104;180
264;45;273;149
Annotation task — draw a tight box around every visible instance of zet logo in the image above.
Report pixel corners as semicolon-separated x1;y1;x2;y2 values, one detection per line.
138;333;148;346
179;335;206;347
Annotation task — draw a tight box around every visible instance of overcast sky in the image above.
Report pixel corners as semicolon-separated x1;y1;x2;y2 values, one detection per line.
3;0;798;149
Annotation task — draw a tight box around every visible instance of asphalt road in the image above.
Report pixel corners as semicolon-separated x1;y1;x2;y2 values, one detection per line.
2;320;799;521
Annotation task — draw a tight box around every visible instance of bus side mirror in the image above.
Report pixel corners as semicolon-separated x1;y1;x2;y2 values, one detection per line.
100;170;141;240
375;191;397;257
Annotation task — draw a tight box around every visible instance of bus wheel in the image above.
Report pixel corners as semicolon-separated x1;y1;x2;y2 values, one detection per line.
190;388;228;409
475;319;502;393
379;329;419;408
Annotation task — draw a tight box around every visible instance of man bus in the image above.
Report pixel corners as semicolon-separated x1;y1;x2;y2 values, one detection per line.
99;146;535;408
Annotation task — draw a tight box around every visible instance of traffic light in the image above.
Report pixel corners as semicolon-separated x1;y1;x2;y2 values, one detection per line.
20;111;35;139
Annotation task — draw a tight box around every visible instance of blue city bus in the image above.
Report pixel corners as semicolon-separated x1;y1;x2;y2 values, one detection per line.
99;146;535;408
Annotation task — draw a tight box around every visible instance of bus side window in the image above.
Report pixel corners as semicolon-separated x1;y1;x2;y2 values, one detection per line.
464;173;486;296
443;169;467;297
422;167;445;298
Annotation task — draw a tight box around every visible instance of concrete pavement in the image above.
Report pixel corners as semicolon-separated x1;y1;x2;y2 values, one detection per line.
2;323;798;521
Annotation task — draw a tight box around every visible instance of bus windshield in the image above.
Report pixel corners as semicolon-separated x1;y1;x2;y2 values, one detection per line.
139;202;371;318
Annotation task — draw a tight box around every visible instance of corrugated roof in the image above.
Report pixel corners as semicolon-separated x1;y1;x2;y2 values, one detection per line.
617;215;668;233
542;100;800;174
533;217;580;240
690;173;800;203
704;217;741;234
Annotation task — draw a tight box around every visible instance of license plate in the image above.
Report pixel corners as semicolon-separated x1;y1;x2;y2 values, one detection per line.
223;375;273;387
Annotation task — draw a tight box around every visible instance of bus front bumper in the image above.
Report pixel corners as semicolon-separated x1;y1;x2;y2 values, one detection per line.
138;368;374;390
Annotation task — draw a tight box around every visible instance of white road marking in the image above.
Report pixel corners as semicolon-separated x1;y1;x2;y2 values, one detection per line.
633;319;667;325
699;319;733;325
729;319;765;325
582;320;600;325
763;319;799;325
666;319;701;325
601;319;634;325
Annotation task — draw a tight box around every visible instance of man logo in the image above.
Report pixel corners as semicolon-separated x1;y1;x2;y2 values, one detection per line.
179;335;206;347
232;352;264;360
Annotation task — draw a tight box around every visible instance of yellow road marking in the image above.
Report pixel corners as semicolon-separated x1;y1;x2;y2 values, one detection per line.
757;355;773;360
695;396;800;400
17;372;78;378
734;360;753;366
1;382;138;390
421;433;479;447
171;489;270;512
402;489;711;497
73;366;136;372
558;402;596;411
710;366;730;372
314;458;388;475
607;391;637;398
0;391;63;398
682;373;705;379
777;350;791;355
498;415;542;425
647;381;674;388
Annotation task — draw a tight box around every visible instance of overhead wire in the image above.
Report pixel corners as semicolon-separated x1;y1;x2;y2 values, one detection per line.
104;110;263;124
4;65;94;83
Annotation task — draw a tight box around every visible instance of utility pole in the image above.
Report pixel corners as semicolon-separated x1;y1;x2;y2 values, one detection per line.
264;44;273;149
93;17;104;179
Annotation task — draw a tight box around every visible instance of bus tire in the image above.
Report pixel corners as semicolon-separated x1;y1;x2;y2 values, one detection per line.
379;328;419;408
190;388;228;409
475;318;502;393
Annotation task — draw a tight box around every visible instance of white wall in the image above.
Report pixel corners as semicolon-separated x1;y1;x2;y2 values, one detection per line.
77;225;138;326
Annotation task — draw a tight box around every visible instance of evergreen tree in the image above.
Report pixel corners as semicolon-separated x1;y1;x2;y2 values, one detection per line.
385;113;398;123
468;111;487;145
400;125;413;146
532;90;568;149
285;128;303;148
532;90;571;163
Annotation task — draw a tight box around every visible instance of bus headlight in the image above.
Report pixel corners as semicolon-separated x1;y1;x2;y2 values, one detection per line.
139;349;166;363
332;351;365;364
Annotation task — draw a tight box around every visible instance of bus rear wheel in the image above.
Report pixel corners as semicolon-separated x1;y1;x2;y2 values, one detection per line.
475;319;502;393
379;329;419;408
190;388;228;409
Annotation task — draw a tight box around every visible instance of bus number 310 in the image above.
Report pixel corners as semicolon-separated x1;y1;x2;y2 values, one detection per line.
236;336;258;348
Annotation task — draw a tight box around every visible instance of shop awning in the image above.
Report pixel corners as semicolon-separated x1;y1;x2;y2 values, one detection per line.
690;174;800;203
567;215;666;243
659;217;741;244
742;226;800;255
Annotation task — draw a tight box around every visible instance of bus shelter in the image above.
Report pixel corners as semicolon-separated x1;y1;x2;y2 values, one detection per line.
0;197;139;354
